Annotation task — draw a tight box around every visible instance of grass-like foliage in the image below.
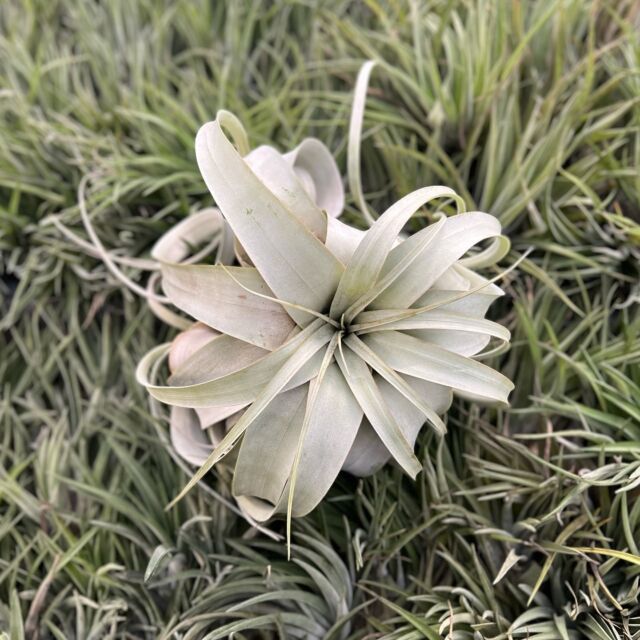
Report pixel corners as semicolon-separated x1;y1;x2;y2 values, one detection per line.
1;1;639;638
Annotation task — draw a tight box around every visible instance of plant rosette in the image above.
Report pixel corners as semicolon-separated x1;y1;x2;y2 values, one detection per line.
135;67;514;538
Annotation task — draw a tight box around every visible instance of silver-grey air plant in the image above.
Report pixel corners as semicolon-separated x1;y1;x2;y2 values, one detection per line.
136;65;515;537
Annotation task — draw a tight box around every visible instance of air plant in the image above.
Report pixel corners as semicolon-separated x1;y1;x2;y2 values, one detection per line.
136;63;514;545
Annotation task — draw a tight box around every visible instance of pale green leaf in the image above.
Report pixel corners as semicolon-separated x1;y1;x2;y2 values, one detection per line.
195;119;343;324
354;310;509;341
372;212;502;309
137;319;325;408
408;328;492;358
459;234;511;269
330;186;462;318
217;109;250;155
196;404;247;429
287;335;339;549
284;137;344;219
285;362;363;514
325;216;366;265
167;322;219;373
363;330;514;404
336;347;422;478
151;207;225;263
169;406;214;466
168;324;249;425
166;321;335;508
343;215;447;322
232;386;308;518
342;418;387;477
169;333;268;386
245;144;327;238
348;59;377;226
161;263;294;350
343;374;450;477
356;309;510;357
146;272;191;330
345;333;449;435
234;363;362;524
413;264;504;316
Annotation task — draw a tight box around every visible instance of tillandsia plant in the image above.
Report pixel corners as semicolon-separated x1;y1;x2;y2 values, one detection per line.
134;62;515;543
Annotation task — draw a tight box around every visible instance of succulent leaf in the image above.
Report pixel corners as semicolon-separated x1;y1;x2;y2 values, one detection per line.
138;319;324;408
166;320;335;508
344;333;447;436
168;334;268;387
233;385;308;517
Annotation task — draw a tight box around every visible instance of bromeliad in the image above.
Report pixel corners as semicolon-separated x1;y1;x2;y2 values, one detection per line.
136;64;514;543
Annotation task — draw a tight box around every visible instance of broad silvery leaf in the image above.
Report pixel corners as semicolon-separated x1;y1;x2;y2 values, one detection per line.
135;62;515;544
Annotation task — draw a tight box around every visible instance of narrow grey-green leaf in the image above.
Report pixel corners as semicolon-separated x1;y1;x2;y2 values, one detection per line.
9;589;25;640
144;545;175;583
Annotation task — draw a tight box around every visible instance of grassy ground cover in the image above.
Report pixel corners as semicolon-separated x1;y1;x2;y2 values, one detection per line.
1;1;639;637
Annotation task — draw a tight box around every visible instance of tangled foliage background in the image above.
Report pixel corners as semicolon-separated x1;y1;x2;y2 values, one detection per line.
1;1;639;638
